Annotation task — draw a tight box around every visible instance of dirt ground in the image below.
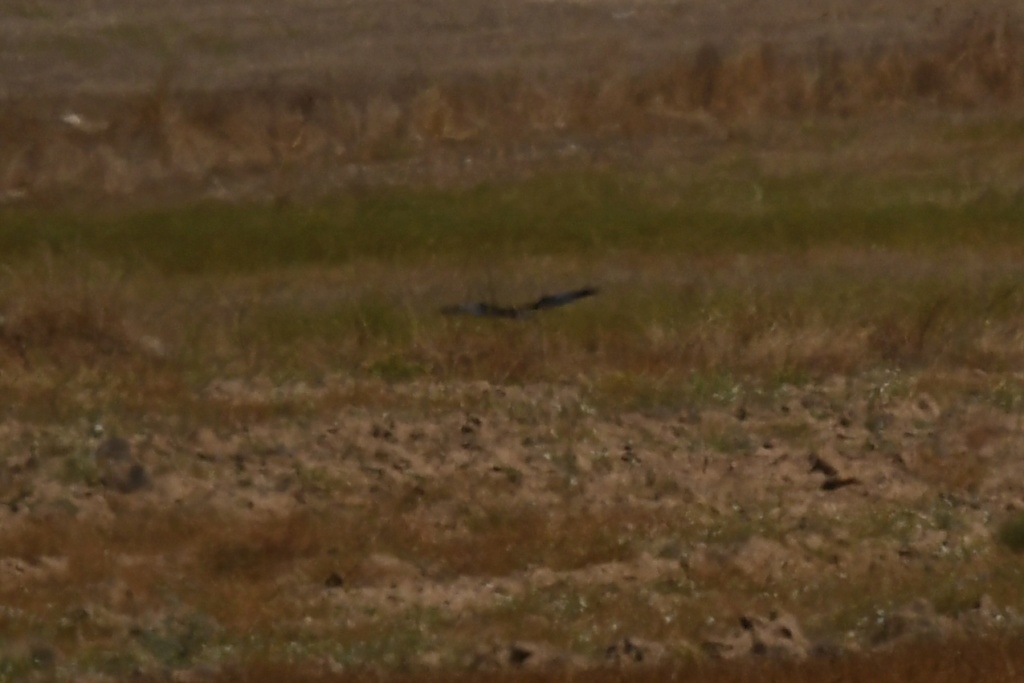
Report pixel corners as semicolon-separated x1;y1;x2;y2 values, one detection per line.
3;372;1024;677
3;1;1024;681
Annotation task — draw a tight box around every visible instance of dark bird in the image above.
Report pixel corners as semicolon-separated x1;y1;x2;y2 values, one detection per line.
442;287;598;319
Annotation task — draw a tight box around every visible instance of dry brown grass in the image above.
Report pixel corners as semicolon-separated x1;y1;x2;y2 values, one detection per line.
5;246;1024;425
0;268;1014;468
3;492;1021;678
0;501;675;598
0;251;146;365
2;14;1023;198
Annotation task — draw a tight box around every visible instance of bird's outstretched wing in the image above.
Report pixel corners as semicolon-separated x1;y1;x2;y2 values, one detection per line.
441;287;598;319
528;287;598;311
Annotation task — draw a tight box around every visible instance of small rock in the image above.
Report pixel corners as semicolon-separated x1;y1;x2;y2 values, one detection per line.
605;637;666;665
750;611;811;659
621;443;640;464
370;422;397;442
460;415;483;449
703;611;811;660
473;643;581;671
460;415;482;435
471;641;580;670
324;572;344;589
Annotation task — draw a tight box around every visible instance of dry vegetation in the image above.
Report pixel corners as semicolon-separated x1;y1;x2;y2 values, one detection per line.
3;7;1024;199
4;1;1024;682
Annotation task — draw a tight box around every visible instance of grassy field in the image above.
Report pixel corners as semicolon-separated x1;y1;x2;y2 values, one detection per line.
5;141;1024;681
3;163;1024;411
4;4;1024;683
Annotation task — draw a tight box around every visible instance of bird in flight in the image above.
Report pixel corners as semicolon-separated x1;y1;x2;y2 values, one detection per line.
442;286;598;319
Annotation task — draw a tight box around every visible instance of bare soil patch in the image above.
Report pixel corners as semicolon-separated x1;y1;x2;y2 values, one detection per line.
4;372;1024;679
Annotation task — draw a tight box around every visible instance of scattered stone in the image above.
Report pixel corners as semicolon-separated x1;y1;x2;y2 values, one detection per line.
748;612;812;659
15;376;1024;669
460;415;482;435
471;641;581;670
371;422;397;442
912;394;941;422
621;442;640;464
703;611;812;660
605;637;666;665
460;415;483;449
